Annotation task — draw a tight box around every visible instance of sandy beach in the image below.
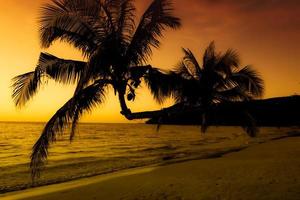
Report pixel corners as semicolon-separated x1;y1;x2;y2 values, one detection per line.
1;136;299;200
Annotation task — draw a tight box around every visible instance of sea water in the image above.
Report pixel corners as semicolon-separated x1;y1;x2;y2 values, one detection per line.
0;122;296;193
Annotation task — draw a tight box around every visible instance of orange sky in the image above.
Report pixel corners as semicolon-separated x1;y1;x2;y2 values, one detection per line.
0;0;299;123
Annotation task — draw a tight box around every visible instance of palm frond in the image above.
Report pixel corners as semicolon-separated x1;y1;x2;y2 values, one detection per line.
117;0;136;42
232;66;264;98
39;52;86;84
30;79;108;179
214;86;251;103
73;43;114;96
128;65;151;86
11;53;86;107
126;0;181;65
203;41;217;71
215;49;240;75
40;0;102;53
103;0;136;43
182;48;202;78
12;71;41;108
100;1;117;33
174;61;194;80
69;80;108;141
144;68;182;104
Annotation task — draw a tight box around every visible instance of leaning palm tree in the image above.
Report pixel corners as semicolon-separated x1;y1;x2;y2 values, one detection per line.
12;0;181;178
143;42;264;135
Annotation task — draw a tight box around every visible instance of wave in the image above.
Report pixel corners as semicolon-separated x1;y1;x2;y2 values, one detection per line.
0;124;296;194
0;145;249;194
139;145;178;152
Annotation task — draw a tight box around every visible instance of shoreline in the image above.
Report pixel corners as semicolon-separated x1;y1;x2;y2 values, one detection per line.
1;134;300;200
0;145;250;194
2;130;299;194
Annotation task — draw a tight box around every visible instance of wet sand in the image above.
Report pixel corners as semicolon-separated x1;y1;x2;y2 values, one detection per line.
1;137;300;200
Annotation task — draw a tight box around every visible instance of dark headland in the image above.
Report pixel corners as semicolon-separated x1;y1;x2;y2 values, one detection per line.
147;95;300;127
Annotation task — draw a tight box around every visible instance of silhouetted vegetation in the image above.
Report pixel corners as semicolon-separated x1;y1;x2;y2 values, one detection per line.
12;0;181;179
148;95;300;128
11;0;265;180
143;42;264;135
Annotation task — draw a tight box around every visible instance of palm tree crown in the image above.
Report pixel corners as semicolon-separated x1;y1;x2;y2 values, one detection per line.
145;42;264;134
12;0;181;179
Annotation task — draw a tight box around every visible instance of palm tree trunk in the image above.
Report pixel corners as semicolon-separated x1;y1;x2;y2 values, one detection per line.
125;109;169;120
118;91;129;113
122;103;202;121
117;89;170;120
115;79;202;121
117;84;132;116
116;80;188;120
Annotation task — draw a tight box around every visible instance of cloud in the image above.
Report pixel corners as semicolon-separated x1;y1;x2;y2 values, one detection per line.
174;0;300;35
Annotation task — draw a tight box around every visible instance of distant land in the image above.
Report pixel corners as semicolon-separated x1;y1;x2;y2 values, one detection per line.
147;95;300;127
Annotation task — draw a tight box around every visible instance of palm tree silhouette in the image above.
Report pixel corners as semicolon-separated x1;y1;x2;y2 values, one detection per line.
12;0;181;178
144;42;264;135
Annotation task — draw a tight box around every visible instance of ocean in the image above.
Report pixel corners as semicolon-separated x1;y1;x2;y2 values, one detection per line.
0;122;296;193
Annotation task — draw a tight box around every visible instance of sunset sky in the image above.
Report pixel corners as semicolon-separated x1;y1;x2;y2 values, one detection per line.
0;0;299;123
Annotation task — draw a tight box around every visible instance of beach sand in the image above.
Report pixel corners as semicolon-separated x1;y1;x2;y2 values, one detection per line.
2;137;300;200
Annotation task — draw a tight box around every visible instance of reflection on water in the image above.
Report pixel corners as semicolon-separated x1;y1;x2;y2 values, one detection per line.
0;122;296;193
